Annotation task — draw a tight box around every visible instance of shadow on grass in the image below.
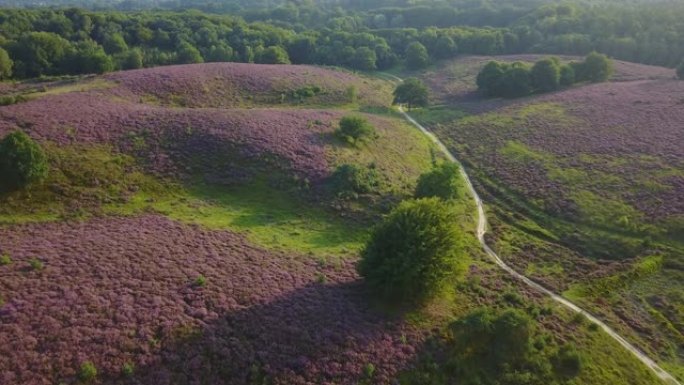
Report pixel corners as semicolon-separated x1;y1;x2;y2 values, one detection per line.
109;281;419;385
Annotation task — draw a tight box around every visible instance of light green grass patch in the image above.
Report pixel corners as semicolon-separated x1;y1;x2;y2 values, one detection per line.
407;106;467;127
327;115;439;196
107;180;367;258
564;255;664;300
26;78;116;99
500;140;550;164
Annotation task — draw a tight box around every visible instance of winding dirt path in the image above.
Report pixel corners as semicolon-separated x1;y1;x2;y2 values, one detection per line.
386;72;681;384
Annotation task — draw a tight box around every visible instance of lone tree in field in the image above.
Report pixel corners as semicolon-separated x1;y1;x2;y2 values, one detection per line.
393;78;429;111
415;163;462;200
677;61;684;80
335;115;376;145
0;130;49;192
531;57;561;92
358;198;465;304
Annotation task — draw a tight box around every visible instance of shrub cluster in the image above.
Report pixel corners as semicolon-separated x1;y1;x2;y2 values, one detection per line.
0;130;49;192
330;164;378;197
288;85;322;102
0;94;28;106
477;52;612;98
415;163;461;201
335;115;376;145
403;307;583;384
357;198;464;304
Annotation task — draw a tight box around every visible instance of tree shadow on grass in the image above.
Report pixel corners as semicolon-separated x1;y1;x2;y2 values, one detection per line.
112;281;421;385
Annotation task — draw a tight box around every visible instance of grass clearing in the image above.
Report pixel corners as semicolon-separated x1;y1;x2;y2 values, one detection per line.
107;179;367;258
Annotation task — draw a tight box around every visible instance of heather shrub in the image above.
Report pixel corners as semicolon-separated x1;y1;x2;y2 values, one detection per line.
553;345;582;378
0;94;28;106
346;85;358;103
194;275;207;287
122;362;135;376
289;85;322;101
29;258;44;270
415;163;461;201
330;164;378;196
0;130;49;192
358;198;465;304
363;363;376;378
0;254;11;265
335;116;376;145
79;361;97;382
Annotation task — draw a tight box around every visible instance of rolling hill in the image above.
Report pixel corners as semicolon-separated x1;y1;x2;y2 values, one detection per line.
0;61;674;385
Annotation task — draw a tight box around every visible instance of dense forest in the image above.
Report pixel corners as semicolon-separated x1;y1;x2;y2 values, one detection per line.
0;0;682;79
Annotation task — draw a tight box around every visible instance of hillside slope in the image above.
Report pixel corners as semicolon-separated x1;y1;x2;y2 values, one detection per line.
410;56;683;380
0;62;672;385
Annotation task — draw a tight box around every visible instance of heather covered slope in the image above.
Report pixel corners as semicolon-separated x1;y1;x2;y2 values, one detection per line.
0;62;672;385
0;215;421;385
105;62;392;108
0;63;436;255
407;57;684;380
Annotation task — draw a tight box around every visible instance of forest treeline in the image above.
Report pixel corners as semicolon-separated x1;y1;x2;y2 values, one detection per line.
0;0;682;79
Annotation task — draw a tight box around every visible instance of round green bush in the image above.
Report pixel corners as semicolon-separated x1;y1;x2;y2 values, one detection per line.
330;164;378;196
560;64;576;86
415;162;461;200
531;58;561;92
553;345;582;379
336;115;375;145
78;361;98;381
358;198;465;303
0;130;49;191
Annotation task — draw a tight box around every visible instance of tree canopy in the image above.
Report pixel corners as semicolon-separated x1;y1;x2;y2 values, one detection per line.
531;57;561;92
0;4;675;80
0;130;49;192
405;41;429;70
393;78;429;110
477;54;612;98
358;198;466;304
415;163;462;201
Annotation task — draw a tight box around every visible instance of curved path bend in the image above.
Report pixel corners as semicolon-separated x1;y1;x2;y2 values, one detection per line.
387;73;681;385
